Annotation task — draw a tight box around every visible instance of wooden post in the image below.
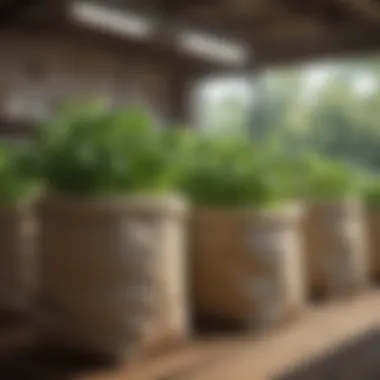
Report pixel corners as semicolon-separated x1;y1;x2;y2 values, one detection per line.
165;66;199;126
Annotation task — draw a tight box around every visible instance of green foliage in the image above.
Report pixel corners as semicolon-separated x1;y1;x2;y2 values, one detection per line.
36;103;186;198
0;143;40;205
32;93;368;205
180;132;290;208
362;176;380;208
300;154;357;200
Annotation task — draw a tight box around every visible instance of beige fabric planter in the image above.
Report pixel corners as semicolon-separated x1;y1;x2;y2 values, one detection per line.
0;205;35;318
303;200;369;298
191;205;306;330
365;208;380;280
36;196;189;360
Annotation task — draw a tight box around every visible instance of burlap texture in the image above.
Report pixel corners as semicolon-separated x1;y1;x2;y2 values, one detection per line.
191;205;306;329
364;208;380;280
0;205;35;316
303;200;369;298
36;196;189;360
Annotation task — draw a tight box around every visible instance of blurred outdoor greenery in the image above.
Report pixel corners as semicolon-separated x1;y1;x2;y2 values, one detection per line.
199;56;380;170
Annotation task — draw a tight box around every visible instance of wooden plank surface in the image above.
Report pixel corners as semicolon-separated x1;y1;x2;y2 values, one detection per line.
1;290;380;379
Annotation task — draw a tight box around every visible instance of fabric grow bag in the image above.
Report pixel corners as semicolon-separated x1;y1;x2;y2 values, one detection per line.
303;200;369;298
363;207;380;280
36;196;189;360
191;205;306;330
0;204;35;319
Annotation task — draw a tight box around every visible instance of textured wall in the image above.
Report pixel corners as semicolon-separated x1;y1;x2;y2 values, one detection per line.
0;30;173;124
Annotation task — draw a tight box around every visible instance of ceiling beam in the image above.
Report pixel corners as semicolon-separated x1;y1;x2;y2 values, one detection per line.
0;0;47;25
68;0;252;68
4;0;380;69
256;24;380;67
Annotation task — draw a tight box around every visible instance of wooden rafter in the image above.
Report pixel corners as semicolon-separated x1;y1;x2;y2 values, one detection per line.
127;0;379;28
0;0;41;23
340;0;380;23
0;0;65;26
130;0;380;65
2;0;380;67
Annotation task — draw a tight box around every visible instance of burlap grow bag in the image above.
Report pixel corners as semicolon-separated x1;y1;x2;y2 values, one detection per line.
363;208;380;280
191;205;306;329
303;200;368;298
36;197;188;360
0;205;35;317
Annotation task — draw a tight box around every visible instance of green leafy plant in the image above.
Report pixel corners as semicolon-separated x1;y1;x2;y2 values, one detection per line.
35;102;187;198
181;133;290;209
300;154;357;201
362;176;380;208
0;142;40;205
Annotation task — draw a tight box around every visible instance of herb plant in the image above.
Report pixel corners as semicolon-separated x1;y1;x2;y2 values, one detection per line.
0;142;40;205
362;176;380;208
181;133;290;209
300;154;356;201
36;103;186;198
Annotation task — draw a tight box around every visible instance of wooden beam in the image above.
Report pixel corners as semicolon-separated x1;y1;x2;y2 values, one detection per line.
0;0;45;25
255;24;380;68
75;0;380;70
340;0;380;24
69;0;252;67
7;0;380;70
